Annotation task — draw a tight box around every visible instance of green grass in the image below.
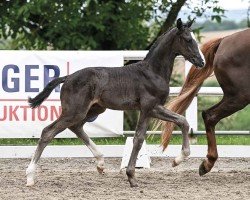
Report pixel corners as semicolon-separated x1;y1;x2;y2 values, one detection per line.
0;135;249;146
198;97;250;131
148;135;250;145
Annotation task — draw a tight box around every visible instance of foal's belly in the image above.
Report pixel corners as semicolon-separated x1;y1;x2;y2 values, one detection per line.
98;94;140;110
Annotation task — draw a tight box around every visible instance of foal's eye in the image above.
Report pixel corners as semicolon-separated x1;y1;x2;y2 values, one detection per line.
184;38;192;43
182;36;192;43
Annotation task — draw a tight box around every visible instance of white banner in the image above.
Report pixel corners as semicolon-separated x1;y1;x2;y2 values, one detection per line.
0;51;124;138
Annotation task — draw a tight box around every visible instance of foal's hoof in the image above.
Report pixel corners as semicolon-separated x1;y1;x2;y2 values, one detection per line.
97;166;105;175
26;173;35;187
172;160;179;167
130;183;139;188
129;179;139;188
199;160;210;176
26;179;35;187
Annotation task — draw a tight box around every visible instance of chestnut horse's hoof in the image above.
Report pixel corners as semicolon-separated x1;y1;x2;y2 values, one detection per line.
199;160;210;176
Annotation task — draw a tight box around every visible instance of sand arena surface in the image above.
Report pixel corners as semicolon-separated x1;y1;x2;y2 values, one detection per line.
0;157;249;200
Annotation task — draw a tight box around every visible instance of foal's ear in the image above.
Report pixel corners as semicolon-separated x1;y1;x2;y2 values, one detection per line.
177;18;183;30
187;18;195;28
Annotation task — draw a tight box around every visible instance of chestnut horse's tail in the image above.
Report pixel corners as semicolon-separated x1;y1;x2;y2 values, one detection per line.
159;37;223;151
28;76;67;109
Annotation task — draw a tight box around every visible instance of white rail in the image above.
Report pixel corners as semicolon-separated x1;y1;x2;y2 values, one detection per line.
124;131;250;135
169;87;223;96
1;145;250;158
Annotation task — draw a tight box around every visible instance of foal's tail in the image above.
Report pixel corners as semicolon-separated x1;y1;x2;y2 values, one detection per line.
28;76;67;109
159;37;223;151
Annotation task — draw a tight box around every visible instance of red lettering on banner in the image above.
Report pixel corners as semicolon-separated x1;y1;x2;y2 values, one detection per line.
38;106;48;121
0;105;62;121
20;106;29;121
10;106;19;121
0;106;7;121
51;106;61;120
32;108;36;121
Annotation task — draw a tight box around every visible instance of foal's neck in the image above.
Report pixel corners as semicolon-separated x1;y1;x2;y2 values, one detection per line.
145;29;177;82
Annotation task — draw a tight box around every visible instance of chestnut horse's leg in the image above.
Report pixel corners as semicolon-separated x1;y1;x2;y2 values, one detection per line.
126;112;149;187
151;105;190;167
199;96;248;176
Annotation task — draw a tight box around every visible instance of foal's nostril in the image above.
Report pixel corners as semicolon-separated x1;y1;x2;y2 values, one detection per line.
201;61;205;66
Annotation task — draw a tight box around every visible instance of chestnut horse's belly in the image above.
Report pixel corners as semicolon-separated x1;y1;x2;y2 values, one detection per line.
214;31;250;100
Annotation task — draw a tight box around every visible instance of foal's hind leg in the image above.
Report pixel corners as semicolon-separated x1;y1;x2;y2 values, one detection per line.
69;123;105;174
26;115;79;186
69;104;106;174
151;105;190;166
199;96;248;176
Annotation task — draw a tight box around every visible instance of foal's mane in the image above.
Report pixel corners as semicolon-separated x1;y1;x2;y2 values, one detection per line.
145;27;176;59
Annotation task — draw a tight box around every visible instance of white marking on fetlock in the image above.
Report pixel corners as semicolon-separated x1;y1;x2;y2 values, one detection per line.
97;157;105;169
26;163;36;186
86;140;105;174
26;175;35;186
173;149;190;166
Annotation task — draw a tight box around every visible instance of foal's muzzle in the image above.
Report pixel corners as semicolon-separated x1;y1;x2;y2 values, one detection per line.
189;57;205;68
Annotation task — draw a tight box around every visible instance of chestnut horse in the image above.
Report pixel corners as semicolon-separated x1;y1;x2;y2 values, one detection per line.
159;29;250;175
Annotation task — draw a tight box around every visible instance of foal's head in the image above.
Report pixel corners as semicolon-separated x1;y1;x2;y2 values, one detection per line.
173;18;205;68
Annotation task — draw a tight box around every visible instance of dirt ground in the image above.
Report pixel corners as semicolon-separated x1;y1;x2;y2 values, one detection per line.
0;157;249;200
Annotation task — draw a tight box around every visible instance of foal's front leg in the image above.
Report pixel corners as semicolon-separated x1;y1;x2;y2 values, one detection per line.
152;105;190;166
126;114;149;187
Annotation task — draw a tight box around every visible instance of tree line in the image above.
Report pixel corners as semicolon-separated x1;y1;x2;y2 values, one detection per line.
0;0;224;50
194;19;248;32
